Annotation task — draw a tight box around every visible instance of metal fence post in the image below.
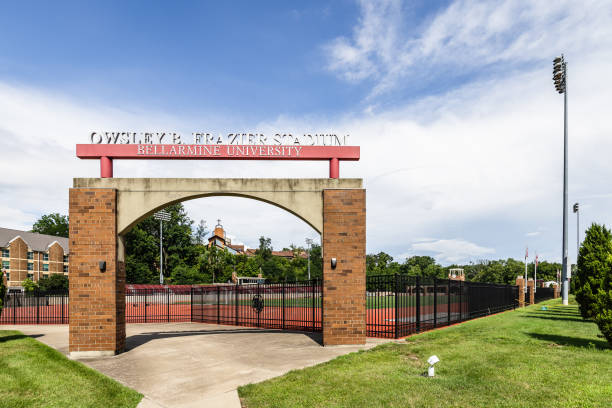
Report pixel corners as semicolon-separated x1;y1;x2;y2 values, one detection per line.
459;281;463;321
190;287;194;322
282;281;286;330
144;291;148;323
167;287;170;322
416;276;421;333
311;278;315;332
235;283;239;326
448;279;451;325
217;286;220;325
433;278;437;328
394;274;399;339
36;294;39;324
13;294;16;324
61;293;65;324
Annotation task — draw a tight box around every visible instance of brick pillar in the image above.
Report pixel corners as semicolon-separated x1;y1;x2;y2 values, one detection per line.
553;285;560;299
527;279;535;305
322;189;366;345
516;276;525;307
69;188;125;357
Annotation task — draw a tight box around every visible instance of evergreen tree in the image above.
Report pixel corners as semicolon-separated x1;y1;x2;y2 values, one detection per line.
575;223;612;319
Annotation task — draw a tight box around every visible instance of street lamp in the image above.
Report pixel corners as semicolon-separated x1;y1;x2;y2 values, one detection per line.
305;238;313;280
154;210;171;285
553;54;569;306
573;202;579;262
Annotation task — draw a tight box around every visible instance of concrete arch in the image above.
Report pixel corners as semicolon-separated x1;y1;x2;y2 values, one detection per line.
73;178;362;236
69;177;366;356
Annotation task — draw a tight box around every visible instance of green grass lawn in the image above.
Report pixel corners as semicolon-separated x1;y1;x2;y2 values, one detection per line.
0;330;142;408
239;298;612;408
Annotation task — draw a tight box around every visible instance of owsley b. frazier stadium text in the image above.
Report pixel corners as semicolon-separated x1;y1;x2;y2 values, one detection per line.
90;132;350;146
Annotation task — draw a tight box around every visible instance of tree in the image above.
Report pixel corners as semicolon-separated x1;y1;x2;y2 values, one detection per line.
257;236;272;260
192;219;208;245
594;275;612;345
575;223;612;319
38;274;69;292
22;278;38;293
124;203;198;284
32;213;69;237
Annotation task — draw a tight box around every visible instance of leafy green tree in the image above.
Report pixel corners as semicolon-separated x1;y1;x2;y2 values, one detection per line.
38;274;68;292
576;223;612;319
169;264;206;285
124;203;198;284
401;256;444;278
32;213;69;237
22;278;38;293
192;220;208;245
257;236;272;260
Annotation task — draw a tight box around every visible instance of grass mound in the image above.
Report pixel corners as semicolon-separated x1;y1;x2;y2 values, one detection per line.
239;298;612;408
0;330;142;408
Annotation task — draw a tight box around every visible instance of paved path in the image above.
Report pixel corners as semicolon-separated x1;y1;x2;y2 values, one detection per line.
3;323;391;407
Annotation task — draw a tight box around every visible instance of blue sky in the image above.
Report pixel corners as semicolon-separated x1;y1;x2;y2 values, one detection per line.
0;1;449;118
1;0;612;265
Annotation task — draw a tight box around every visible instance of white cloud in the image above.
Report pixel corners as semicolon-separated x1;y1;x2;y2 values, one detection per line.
407;238;495;263
1;0;611;266
325;0;612;97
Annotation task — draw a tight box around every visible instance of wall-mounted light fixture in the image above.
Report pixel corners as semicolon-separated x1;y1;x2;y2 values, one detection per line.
331;258;337;269
99;261;106;272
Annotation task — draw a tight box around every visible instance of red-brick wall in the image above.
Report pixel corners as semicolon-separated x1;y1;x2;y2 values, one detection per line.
69;188;125;354
322;189;366;345
516;277;525;307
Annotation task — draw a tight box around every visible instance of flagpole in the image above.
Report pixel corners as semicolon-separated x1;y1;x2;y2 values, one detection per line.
524;247;528;293
534;254;538;293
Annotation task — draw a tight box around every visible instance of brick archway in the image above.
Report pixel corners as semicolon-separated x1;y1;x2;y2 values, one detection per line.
69;178;366;357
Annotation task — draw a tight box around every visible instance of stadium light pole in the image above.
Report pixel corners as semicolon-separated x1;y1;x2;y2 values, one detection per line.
573;202;579;262
553;54;569;305
305;238;313;280
154;210;171;285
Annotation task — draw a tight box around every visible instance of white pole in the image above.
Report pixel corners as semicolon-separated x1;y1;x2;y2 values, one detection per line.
561;60;569;306
159;219;164;285
534;256;537;293
524;253;527;293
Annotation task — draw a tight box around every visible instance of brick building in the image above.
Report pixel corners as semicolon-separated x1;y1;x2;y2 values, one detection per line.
0;228;69;289
207;221;307;259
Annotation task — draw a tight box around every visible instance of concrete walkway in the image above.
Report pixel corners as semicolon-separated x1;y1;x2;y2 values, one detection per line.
3;323;391;407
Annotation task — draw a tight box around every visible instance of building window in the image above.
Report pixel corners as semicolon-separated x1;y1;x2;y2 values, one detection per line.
27;273;33;280
5;272;9;281
27;251;33;260
43;264;49;272
1;249;9;258
63;265;69;273
63;255;69;263
2;260;9;270
43;253;49;261
27;262;33;271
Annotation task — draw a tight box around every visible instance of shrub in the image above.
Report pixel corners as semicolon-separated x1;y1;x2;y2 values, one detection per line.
575;223;612;319
38;274;69;292
22;278;39;293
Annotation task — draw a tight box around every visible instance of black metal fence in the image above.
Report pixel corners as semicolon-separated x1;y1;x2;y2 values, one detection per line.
366;275;519;338
534;286;555;304
2;276;521;339
1;280;323;333
0;291;68;324
192;279;322;331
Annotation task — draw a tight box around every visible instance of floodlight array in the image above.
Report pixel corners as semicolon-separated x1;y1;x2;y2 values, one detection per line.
553;55;566;94
154;210;171;221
